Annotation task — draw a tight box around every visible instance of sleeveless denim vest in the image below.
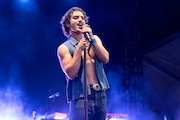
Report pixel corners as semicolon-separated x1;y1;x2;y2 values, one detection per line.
62;36;110;102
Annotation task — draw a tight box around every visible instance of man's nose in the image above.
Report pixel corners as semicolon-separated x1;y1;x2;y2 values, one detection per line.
78;16;84;21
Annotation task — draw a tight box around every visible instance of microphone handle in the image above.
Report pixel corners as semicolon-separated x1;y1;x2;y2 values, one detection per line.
84;32;91;41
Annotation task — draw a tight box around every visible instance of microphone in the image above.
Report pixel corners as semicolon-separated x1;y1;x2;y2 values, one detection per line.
83;32;91;42
78;24;91;41
48;92;60;99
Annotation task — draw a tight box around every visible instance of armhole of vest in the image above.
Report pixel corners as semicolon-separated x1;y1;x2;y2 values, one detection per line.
64;42;74;56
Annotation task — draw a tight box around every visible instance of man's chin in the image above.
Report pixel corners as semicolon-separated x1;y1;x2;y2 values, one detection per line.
74;30;82;34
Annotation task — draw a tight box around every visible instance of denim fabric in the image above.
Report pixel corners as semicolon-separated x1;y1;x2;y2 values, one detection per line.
69;89;107;120
62;36;110;102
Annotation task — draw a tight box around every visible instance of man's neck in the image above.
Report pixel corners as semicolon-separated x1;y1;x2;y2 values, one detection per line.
71;32;84;42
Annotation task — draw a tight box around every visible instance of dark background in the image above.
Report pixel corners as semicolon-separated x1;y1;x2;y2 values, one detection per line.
0;0;180;119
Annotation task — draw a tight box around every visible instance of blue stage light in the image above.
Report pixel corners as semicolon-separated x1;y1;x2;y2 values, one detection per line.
13;0;38;12
19;0;29;3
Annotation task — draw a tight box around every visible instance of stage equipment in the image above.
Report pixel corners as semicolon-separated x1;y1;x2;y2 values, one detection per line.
106;113;128;120
41;112;128;120
41;112;68;120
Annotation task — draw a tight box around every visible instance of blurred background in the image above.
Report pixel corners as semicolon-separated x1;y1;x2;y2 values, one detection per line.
0;0;180;120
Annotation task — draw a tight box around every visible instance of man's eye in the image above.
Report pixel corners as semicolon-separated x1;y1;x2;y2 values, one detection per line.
73;16;78;19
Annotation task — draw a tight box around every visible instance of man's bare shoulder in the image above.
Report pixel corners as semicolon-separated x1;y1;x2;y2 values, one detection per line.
57;44;69;56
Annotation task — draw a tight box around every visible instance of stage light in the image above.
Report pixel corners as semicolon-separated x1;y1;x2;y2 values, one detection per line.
106;113;128;120
13;0;38;12
19;0;29;3
46;112;68;120
109;118;127;120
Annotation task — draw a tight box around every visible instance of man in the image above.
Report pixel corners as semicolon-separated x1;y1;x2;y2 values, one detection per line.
57;7;110;120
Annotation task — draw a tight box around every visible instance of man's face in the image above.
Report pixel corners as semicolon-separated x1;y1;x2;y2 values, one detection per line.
69;10;86;33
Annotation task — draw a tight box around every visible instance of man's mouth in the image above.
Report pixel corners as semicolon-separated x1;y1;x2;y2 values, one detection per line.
77;23;83;29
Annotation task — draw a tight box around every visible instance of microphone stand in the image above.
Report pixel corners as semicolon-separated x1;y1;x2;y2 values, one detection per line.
32;111;36;120
83;33;89;120
83;47;88;120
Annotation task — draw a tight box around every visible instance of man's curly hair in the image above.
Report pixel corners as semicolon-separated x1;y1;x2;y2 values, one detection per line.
60;7;89;37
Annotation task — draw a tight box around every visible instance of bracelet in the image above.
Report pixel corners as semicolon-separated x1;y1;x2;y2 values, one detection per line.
91;39;97;45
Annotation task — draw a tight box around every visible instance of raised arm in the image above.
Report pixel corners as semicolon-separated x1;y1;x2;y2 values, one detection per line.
91;35;109;64
57;38;88;80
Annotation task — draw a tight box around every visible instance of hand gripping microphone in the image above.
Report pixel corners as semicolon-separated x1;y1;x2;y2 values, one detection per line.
83;32;91;42
79;24;91;42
